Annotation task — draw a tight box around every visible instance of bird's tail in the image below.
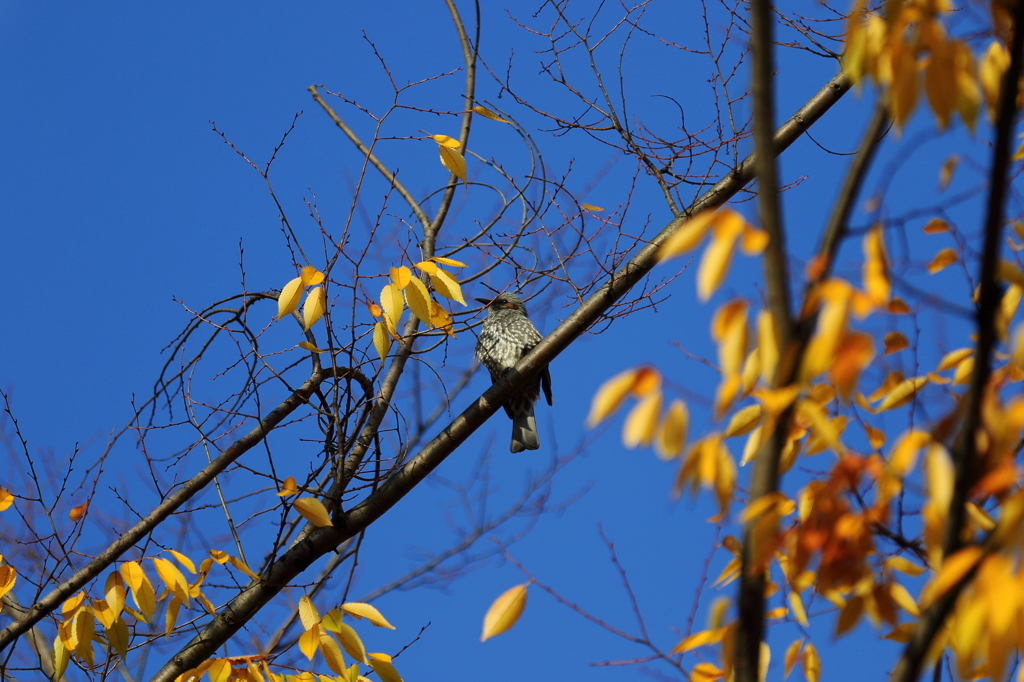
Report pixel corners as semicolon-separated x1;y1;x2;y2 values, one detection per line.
510;406;540;453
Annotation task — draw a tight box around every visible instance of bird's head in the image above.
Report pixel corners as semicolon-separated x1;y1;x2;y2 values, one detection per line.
476;292;528;316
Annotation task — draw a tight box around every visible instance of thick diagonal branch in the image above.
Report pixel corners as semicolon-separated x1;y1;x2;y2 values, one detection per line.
148;69;853;682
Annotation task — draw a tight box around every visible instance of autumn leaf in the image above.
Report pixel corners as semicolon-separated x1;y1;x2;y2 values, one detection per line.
582;203;604;212
429;267;465;305
69;501;88;521
300;266;325;286
342;602;396;629
303;286;326;331
438;144;467;182
380;283;404;337
658;209;717;260
277;276;303;321
697;209;747;300
429;134;460;148
276;476;298;498
471;105;511;123
883;331;908;355
623;391;662;449
654;400;688;460
319;633;346;674
367;653;404;682
862;224;890;306
587;366;661;426
0;488;12;511
293;497;333;527
373;321;391;362
938;154;958;190
431;256;466;268
390;266;411;289
927;248;958;274
922;218;949;234
429;300;455;337
298;595;320;630
481;584;528;641
152;556;190;607
404;277;432;327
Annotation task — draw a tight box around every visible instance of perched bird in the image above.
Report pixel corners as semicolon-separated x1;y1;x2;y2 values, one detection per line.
474;292;553;452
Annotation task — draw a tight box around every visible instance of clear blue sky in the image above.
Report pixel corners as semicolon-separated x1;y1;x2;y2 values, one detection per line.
0;1;989;680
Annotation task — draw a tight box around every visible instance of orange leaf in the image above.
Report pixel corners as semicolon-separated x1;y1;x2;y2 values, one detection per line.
927;248;958;274
883;331;909;355
922;218;950;234
69;502;88;522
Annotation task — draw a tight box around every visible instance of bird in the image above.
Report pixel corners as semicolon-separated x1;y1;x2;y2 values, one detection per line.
474;292;553;452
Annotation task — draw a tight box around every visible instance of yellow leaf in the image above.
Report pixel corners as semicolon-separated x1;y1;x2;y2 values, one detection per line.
471;105;511;123
757;311;779;385
92;599;115;629
367;654;404;682
581;203;604;212
889;582;920;617
923;218;949;234
691;662;725;682
587;368;641;426
921;546;983;609
152;557;190;607
481;584;528;641
952;356;974;385
319;634;346;674
724;404;763;438
403;278;432;327
658;209;717;260
390;266;412;289
431;256;467;268
278;476;298;497
301;266;325;286
784;639;804;679
863;224;890;305
937;347;972;371
303;286;326;331
430;267;466;305
333;621;369;664
788;592;809;627
298;626;320;661
167;549;196;574
428;300;454;337
927;247;958;274
373;322;391;362
298;341;326;353
981;40;1010;120
277;277;303;321
884;622;916;643
294;497;333;527
939;155;959;190
367;302;382;318
164;596;180;638
889;430;930;477
208;549;229;564
740;226;770;254
697;210;746;301
120;561;155;624
883;331;908;355
226;555;258;580
622;391;662;449
802;642;821;682
299;595;320;631
429;134;460;148
753;385;800;416
52;635;69;681
69;501;87;521
107;617;128;661
766;606;788;619
0;489;12;512
379;283;404;338
62;591;85;615
341;602;396;629
876;376;929;412
669;627;727;654
104;571;125;621
655;400;688;460
438;144;467;182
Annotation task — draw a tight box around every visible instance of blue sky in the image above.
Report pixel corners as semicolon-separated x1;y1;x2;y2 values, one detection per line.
0;1;996;681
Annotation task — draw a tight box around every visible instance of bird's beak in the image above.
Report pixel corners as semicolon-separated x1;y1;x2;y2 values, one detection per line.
475;297;492;306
